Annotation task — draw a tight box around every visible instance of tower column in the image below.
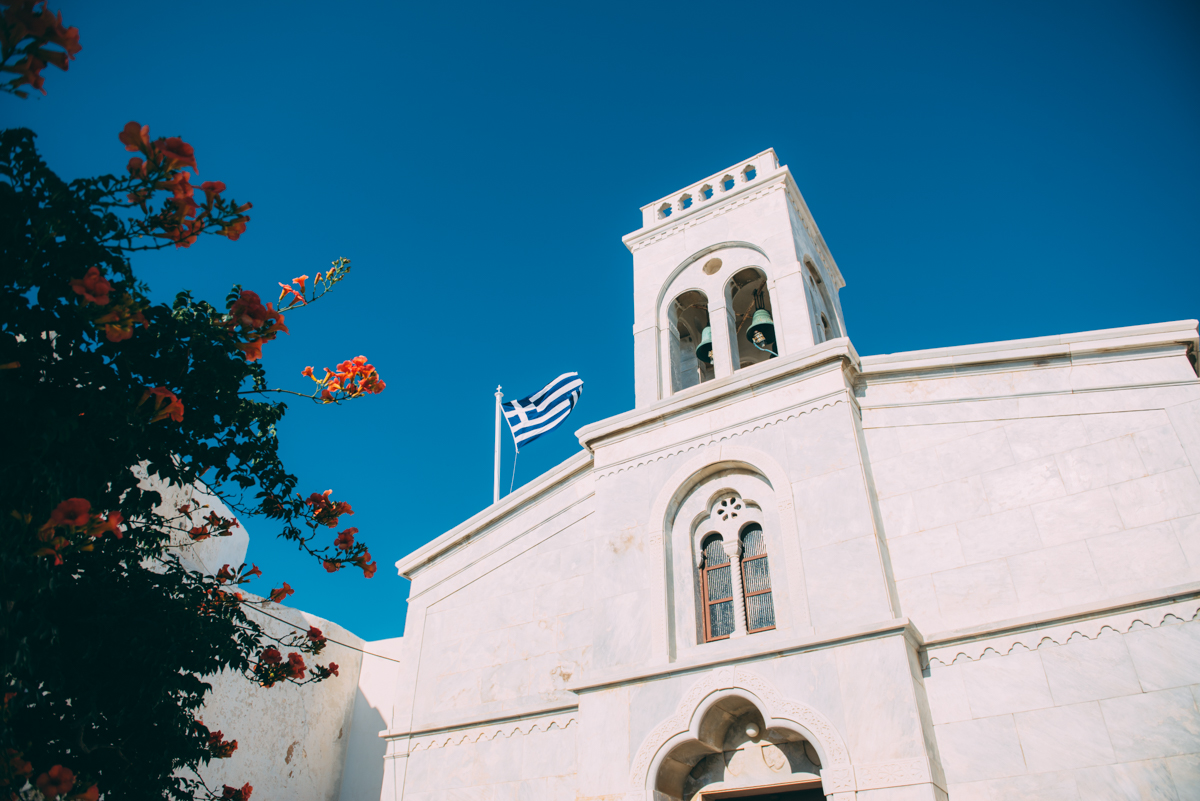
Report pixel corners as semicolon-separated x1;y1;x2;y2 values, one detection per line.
708;298;736;379
723;538;748;638
772;264;817;354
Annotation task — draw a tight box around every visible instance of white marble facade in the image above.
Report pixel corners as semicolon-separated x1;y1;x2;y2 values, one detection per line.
297;150;1200;800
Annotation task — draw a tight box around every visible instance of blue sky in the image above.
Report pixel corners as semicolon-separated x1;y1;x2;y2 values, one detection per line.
8;1;1199;640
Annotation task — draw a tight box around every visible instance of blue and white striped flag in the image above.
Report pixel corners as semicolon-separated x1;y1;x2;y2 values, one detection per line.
502;372;583;451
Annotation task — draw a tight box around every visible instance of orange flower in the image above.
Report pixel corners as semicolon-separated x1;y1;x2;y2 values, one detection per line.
322;559;340;573
246;564;262;579
36;765;75;799
268;582;294;603
119;121;150;153
69;266;111;306
362;560;378;579
127;156;147;178
236;339;263;361
301;366;314;378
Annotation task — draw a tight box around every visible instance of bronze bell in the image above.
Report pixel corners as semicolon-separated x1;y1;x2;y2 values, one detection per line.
746;308;775;350
695;326;713;364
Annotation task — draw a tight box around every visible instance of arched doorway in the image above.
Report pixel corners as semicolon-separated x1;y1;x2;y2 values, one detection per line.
630;668;853;801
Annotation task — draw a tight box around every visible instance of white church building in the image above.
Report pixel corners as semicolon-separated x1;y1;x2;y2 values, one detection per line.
202;150;1200;800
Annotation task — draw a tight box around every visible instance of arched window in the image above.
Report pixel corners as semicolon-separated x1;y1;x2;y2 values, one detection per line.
700;534;735;642
740;523;776;633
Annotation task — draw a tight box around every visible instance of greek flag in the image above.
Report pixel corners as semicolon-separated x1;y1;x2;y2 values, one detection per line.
502;372;583;451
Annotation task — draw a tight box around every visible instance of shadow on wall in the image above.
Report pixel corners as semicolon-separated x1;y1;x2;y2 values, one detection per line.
338;685;387;798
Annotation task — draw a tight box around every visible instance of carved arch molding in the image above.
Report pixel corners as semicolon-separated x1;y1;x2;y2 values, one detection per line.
628;666;939;800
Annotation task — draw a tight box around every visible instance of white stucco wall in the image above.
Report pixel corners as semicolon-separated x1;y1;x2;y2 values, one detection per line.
192;602;364;801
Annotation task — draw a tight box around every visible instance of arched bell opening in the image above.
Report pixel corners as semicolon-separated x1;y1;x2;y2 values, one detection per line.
805;259;841;344
726;268;777;371
669;290;715;393
654;694;824;801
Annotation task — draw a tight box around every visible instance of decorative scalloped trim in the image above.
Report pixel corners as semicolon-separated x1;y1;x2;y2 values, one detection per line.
595;398;844;480
406;714;576;752
924;600;1200;669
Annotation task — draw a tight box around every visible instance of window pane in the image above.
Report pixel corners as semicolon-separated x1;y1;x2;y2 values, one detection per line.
747;591;775;631
709;600;735;638
707;564;731;601
741;525;767;557
743;556;771;593
703;535;728;566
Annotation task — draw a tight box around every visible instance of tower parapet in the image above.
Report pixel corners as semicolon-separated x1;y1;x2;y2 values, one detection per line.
623;149;848;408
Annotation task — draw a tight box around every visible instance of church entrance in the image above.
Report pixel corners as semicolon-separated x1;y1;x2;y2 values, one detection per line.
698;781;824;800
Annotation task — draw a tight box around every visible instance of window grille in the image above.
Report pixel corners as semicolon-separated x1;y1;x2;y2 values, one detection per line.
701;534;735;641
740;524;776;633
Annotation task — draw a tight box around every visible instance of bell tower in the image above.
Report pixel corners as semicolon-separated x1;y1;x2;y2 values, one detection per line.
622;149;848;408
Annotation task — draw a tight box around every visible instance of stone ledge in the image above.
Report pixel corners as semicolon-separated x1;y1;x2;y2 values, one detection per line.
567;617;921;695
575;338;860;451
860;319;1198;372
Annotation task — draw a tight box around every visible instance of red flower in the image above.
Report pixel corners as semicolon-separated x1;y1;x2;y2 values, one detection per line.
49;498;91;528
221;783;253;800
362;560;378;579
286;651;306;679
221;218;249;241
94;511;124;539
216;564;236;582
327;662;340;677
334;527;356;551
323;559;340;573
246;564;262;579
35;765;75;799
301;366;314;378
69;266;112;306
268;582;294;603
119;121;150;152
71;785;100;801
260;647;282;666
157;137;198;172
200;180;226;204
140;386;184;423
229;290;268;328
307;626;325;643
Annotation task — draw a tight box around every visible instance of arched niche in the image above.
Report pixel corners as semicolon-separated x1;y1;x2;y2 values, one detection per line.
655;245;777;397
667;289;713;392
725;266;777;370
804;257;841;344
630;667;853;801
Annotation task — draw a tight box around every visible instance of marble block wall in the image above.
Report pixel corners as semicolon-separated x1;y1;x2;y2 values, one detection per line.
925;609;1200;799
861;343;1200;636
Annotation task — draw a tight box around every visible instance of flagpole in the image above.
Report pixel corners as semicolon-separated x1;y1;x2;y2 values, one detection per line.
493;386;503;504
